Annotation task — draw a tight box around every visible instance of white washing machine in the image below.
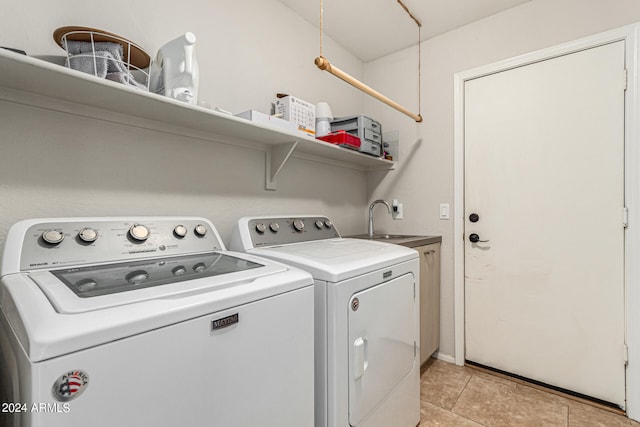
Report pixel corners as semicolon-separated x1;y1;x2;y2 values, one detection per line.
0;216;315;427
230;215;420;427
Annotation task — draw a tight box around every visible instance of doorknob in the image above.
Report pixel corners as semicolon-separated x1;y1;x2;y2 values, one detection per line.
469;233;489;243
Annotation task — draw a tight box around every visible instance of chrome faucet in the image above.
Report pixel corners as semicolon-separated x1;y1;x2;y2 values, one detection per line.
368;199;392;238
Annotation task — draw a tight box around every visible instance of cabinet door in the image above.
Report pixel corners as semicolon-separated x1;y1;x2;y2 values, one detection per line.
418;243;441;363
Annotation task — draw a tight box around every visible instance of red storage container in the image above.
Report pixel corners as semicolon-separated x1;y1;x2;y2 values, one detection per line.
317;130;361;150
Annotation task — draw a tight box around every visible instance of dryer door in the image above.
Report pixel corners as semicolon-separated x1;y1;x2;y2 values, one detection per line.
348;273;416;426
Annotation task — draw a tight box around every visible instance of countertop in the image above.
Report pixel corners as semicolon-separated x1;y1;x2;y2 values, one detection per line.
346;234;442;248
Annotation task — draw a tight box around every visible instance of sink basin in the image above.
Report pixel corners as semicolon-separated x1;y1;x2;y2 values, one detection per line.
346;234;442;248
348;234;421;241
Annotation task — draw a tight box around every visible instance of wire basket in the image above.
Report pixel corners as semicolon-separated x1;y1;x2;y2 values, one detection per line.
53;26;151;91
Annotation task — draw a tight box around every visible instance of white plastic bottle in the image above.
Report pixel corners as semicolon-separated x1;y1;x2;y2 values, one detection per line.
150;32;199;105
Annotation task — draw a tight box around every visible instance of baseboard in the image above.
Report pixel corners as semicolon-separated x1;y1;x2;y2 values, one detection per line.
434;351;455;364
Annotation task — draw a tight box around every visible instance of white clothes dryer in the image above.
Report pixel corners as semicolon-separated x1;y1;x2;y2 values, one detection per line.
0;217;314;427
230;215;420;427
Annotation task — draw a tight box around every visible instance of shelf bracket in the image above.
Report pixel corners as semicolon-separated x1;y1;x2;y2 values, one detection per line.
265;141;298;190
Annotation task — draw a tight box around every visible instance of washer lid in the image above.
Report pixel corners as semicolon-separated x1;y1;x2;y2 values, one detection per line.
29;251;284;314
248;238;417;282
2;250;313;361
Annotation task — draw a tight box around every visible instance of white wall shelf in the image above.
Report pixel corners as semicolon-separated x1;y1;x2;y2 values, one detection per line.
0;49;394;189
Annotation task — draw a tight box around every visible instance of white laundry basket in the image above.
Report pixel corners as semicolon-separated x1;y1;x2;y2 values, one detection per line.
53;26;151;90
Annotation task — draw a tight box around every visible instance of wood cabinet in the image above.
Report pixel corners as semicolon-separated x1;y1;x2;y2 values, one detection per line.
415;242;441;364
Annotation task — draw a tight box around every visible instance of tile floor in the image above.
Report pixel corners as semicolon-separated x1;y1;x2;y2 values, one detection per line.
419;358;640;426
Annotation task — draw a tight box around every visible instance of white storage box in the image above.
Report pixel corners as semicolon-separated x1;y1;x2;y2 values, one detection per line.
235;110;298;133
274;95;316;136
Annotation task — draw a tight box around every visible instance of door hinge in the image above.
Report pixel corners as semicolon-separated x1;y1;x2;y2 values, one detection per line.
624;68;628;91
623;207;629;228
624;343;629;365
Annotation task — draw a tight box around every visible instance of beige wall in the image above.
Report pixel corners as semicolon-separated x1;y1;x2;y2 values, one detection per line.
364;0;640;360
6;0;640;364
0;0;371;251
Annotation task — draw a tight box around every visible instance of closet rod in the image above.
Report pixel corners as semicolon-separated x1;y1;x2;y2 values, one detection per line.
314;55;423;123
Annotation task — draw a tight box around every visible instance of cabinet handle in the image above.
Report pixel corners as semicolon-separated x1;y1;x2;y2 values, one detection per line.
424;250;435;255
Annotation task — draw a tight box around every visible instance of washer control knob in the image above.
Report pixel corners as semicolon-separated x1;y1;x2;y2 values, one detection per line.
76;278;98;292
269;222;280;233
193;263;206;273
78;228;98;243
172;266;187;276
255;223;267;234
194;224;208;237
125;270;148;285
293;219;305;232
314;220;324;229
42;229;65;245
129;224;150;242
174;225;188;238
325;220;333;228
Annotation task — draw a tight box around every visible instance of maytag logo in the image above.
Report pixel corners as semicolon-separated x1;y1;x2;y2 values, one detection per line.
29;262;48;267
128;249;156;254
211;313;239;331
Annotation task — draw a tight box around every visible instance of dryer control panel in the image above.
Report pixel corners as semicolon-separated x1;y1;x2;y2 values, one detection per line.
238;216;340;248
6;217;222;272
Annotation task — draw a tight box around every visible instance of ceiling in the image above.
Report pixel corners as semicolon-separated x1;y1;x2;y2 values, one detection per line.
278;0;532;62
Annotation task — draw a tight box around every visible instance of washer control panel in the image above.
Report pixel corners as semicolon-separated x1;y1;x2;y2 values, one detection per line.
245;216;340;247
17;218;221;271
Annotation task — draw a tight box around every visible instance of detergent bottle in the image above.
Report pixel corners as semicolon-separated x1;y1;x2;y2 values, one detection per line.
150;32;199;105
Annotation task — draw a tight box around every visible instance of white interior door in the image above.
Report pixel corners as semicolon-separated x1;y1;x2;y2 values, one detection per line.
464;41;626;407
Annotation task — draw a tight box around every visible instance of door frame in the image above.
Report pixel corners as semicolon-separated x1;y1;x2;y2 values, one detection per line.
453;23;640;419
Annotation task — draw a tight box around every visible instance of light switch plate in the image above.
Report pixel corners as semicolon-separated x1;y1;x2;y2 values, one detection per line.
439;203;450;220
